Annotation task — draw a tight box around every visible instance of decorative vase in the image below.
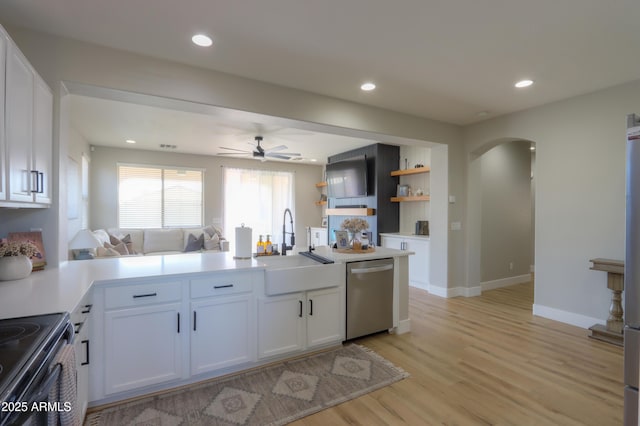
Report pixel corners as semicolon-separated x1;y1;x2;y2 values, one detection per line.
0;256;33;281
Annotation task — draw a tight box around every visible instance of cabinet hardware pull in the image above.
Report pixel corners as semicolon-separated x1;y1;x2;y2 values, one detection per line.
133;292;157;299
309;299;313;316
38;172;44;194
177;313;180;333
214;284;233;289
81;304;93;314
30;170;39;193
81;339;90;366
299;300;303;318
193;311;197;331
74;322;84;334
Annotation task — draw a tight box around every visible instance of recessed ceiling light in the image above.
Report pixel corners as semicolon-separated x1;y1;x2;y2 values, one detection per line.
310;158;317;162
476;111;489;118
530;145;536;151
360;82;376;91
125;139;136;144
192;34;213;47
515;79;534;88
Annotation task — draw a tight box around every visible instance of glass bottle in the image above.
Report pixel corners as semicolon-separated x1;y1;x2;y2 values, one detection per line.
265;235;273;255
257;235;265;255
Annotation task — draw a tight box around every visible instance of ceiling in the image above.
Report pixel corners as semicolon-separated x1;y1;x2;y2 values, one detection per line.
68;94;377;163
2;0;640;160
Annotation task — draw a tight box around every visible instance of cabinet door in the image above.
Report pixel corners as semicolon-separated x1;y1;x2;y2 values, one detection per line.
306;287;342;348
191;294;253;375
0;31;6;201
5;42;34;202
32;76;52;204
407;239;430;290
381;235;402;250
74;316;90;420
258;293;304;359
104;303;184;395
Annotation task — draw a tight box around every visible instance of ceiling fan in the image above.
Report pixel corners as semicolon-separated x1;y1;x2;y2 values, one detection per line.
217;136;301;161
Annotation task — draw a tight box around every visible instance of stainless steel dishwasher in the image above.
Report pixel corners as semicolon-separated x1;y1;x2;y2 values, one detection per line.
346;258;394;339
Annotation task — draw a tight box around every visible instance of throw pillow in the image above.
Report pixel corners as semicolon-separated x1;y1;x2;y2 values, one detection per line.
109;233;135;254
184;233;204;252
97;246;120;257
105;241;129;256
204;233;220;251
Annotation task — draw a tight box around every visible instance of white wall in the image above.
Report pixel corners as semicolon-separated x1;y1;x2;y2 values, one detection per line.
1;24;461;285
464;80;636;326
67;127;91;244
479;141;532;282
89;146;322;249
397;145;431;234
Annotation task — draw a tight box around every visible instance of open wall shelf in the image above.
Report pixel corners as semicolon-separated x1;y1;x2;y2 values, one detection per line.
325;207;375;216
390;166;430;176
391;195;430;202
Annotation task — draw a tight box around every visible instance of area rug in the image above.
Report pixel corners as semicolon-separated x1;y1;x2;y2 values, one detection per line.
84;344;408;426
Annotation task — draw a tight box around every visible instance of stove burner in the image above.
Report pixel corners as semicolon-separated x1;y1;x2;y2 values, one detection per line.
0;323;41;346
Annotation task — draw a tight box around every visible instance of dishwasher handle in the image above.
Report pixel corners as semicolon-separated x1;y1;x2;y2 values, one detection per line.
350;264;393;274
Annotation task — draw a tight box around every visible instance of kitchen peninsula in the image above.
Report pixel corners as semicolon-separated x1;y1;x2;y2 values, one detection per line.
0;247;411;410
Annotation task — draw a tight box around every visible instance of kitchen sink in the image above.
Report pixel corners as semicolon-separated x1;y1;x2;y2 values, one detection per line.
260;254;343;295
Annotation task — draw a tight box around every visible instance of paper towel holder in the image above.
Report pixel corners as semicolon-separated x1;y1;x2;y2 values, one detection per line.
233;223;253;260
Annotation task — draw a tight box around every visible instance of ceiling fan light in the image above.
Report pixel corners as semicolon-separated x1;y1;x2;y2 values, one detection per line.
192;34;213;47
360;82;376;91
515;79;534;88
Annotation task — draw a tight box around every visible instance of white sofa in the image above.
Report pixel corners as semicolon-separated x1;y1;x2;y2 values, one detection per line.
91;225;228;258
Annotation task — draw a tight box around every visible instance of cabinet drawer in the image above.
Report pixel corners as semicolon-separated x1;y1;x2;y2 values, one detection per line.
105;281;182;309
190;271;254;298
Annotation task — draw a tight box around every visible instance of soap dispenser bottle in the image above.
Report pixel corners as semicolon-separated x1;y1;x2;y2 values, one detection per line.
265;235;273;255
257;235;265;255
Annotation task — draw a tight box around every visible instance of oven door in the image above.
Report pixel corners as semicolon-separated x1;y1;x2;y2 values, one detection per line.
1;322;73;426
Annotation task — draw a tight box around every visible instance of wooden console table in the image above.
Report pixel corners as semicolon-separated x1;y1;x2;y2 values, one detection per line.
588;258;624;346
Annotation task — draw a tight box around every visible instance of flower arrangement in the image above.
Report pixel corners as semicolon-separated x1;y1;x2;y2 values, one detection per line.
0;241;38;258
341;218;369;234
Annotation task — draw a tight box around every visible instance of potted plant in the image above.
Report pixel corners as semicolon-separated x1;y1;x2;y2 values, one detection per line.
0;241;38;281
340;218;369;249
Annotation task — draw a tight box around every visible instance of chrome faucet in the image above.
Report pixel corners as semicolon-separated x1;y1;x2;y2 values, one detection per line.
282;208;295;255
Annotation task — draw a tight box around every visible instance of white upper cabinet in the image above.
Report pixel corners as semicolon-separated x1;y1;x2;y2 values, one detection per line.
5;41;34;203
1;24;53;207
0;30;6;201
33;76;53;204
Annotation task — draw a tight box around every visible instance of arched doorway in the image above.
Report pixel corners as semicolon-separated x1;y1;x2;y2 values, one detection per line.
467;139;536;301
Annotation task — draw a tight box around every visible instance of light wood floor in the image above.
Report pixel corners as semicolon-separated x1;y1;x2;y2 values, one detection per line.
293;282;624;426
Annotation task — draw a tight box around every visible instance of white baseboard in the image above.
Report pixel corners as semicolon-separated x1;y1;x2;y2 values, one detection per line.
395;318;411;334
428;284;481;298
481;274;532;292
533;304;604;329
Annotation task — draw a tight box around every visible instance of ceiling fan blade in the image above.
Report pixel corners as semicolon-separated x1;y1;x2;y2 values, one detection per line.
217;152;251;156
220;146;251;153
277;152;301;157
266;153;293;160
264;145;287;153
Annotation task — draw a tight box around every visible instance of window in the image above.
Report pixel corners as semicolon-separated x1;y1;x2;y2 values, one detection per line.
118;164;203;228
223;167;294;248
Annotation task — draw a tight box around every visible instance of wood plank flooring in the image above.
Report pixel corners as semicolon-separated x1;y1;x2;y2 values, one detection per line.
293;282;624;426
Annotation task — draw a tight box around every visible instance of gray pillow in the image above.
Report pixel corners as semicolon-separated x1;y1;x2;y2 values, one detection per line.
184;233;204;252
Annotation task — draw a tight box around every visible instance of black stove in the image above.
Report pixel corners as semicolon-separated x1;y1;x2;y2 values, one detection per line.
0;312;72;425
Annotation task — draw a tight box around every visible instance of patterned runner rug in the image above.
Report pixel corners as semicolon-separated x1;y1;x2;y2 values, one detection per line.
85;344;408;426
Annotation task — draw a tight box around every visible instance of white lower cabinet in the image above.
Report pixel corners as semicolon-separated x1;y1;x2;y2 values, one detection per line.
258;286;342;359
104;302;185;395
258;293;305;358
72;299;92;420
381;234;430;290
190;294;253;375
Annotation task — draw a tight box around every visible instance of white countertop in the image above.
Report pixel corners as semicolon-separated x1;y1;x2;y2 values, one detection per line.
0;248;411;320
379;232;430;240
